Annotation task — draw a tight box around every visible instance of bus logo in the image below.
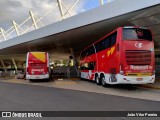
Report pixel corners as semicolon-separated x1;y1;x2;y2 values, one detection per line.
107;46;115;57
135;42;143;48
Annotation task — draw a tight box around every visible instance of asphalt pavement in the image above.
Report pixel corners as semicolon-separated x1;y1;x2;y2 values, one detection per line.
0;82;160;111
0;79;160;120
1;77;160;102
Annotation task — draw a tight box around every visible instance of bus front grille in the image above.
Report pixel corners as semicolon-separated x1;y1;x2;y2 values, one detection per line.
125;50;151;65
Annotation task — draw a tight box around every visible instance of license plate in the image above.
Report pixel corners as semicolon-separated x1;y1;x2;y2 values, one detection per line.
137;78;143;81
36;76;40;79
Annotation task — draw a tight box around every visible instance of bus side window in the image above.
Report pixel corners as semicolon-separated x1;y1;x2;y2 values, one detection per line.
90;46;95;55
95;42;100;53
80;66;85;70
89;62;95;70
80;62;95;70
80;63;86;70
110;32;117;47
95;32;117;53
104;37;109;49
95;40;105;52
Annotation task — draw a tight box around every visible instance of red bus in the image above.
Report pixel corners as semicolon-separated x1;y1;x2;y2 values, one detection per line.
26;52;50;81
80;26;155;86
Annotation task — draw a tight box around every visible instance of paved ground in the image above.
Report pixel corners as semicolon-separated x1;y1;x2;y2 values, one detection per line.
1;77;160;102
0;78;160;120
0;82;160;120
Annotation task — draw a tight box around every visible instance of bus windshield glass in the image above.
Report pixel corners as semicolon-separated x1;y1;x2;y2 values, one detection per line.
123;28;152;41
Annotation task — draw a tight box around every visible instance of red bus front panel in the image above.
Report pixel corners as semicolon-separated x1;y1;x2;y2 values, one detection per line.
26;52;49;80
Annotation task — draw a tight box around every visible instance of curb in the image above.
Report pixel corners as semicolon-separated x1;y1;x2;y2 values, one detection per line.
138;84;160;90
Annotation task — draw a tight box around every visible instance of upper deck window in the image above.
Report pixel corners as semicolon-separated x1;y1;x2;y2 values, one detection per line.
123;28;152;41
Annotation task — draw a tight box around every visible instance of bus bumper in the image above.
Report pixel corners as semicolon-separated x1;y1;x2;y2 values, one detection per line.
116;74;155;84
26;74;49;80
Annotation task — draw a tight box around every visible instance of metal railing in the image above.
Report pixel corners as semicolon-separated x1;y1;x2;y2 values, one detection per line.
0;0;114;42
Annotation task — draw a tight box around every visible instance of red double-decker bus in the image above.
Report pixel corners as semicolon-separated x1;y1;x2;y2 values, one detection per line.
80;26;155;86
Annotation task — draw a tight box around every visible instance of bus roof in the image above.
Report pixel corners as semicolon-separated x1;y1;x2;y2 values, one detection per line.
28;52;47;54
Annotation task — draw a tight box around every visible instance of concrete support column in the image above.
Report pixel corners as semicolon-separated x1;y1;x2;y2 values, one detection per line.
70;48;80;77
66;67;70;78
0;59;7;74
11;58;18;74
70;48;76;66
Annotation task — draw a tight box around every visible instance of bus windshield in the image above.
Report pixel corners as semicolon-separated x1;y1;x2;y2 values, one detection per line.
123;28;152;41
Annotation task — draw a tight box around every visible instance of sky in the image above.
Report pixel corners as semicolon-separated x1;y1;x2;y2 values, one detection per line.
0;0;114;40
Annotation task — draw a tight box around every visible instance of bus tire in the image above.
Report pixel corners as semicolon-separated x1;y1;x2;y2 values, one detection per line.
101;75;106;87
95;75;101;85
